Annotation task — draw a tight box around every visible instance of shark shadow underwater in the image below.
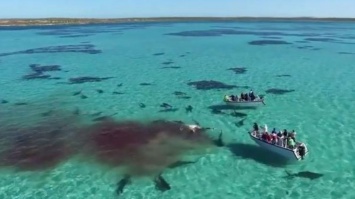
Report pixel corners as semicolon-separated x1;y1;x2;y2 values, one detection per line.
115;160;196;196
284;170;324;180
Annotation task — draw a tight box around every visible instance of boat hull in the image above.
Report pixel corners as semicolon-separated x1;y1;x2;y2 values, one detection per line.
249;133;303;161
225;100;264;107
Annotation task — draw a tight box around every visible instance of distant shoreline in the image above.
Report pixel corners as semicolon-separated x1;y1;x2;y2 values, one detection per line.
1;17;355;27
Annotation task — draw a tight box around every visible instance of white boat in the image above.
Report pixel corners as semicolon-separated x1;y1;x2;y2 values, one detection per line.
249;130;309;161
223;92;265;107
225;98;265;107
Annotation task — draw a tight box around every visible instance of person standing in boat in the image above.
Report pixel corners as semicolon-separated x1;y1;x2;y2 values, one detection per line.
289;130;297;142
287;137;296;149
263;124;268;133
271;128;277;134
265;131;272;142
271;134;276;144
277;134;284;146
275;130;283;147
244;93;249;101
253;123;259;132
240;93;245;101
235;95;239;101
249;90;256;101
282;129;288;147
283;129;288;136
277;130;282;138
271;129;278;144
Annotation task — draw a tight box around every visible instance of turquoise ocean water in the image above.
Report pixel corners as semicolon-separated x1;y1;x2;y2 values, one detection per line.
0;21;355;199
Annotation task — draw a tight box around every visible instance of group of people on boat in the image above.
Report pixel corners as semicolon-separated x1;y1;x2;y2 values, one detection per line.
224;90;259;102
252;123;297;149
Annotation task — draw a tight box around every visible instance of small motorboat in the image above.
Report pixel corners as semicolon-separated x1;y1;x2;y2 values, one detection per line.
249;125;308;161
224;98;265;107
223;91;265;107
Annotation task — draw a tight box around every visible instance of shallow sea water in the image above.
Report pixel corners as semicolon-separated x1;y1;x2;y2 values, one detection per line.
0;21;355;199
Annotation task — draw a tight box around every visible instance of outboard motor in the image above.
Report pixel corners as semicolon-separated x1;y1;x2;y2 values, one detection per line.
298;145;306;160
